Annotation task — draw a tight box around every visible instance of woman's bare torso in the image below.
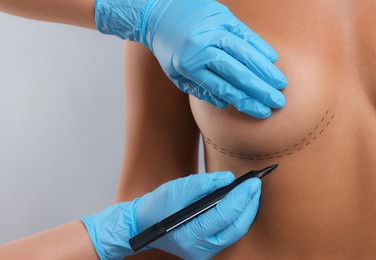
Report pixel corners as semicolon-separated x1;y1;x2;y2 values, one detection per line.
189;0;376;259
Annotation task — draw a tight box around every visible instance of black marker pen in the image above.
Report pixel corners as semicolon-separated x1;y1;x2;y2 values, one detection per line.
129;164;278;252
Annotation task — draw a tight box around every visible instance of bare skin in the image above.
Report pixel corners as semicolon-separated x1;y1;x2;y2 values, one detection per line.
0;221;98;260
119;1;376;259
0;0;96;29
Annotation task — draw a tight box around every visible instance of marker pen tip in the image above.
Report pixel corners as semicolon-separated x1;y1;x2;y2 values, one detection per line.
257;164;279;179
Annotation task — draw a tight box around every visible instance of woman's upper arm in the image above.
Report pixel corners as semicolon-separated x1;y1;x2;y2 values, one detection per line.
115;41;200;202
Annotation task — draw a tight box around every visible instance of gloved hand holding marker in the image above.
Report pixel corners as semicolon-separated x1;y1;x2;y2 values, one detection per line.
82;165;277;260
95;0;288;118
130;164;277;253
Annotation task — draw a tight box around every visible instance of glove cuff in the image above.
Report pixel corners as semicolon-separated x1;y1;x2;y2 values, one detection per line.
94;0;152;42
81;201;140;260
81;213;107;260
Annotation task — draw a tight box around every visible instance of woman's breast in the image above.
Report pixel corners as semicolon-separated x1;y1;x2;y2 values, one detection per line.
189;0;353;160
189;39;344;161
190;0;366;165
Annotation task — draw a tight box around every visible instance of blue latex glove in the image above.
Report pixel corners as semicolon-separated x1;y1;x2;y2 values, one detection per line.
82;172;261;259
95;0;287;118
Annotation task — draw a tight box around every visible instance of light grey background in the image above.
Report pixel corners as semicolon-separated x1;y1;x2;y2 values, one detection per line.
0;13;125;243
0;13;205;243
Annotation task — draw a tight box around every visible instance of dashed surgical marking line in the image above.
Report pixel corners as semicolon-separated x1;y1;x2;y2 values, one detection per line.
205;110;335;161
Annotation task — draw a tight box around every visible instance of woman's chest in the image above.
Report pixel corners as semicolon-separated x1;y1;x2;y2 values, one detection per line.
190;0;376;161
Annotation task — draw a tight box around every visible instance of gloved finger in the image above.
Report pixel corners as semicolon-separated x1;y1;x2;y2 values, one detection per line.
189;178;261;239
140;171;234;207
135;172;235;231
176;172;236;203
172;76;227;108
225;17;278;63
192;69;272;118
213;31;287;90
207;187;261;247
204;48;286;109
195;85;228;109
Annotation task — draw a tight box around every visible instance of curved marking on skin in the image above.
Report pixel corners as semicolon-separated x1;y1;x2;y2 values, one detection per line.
205;110;335;160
